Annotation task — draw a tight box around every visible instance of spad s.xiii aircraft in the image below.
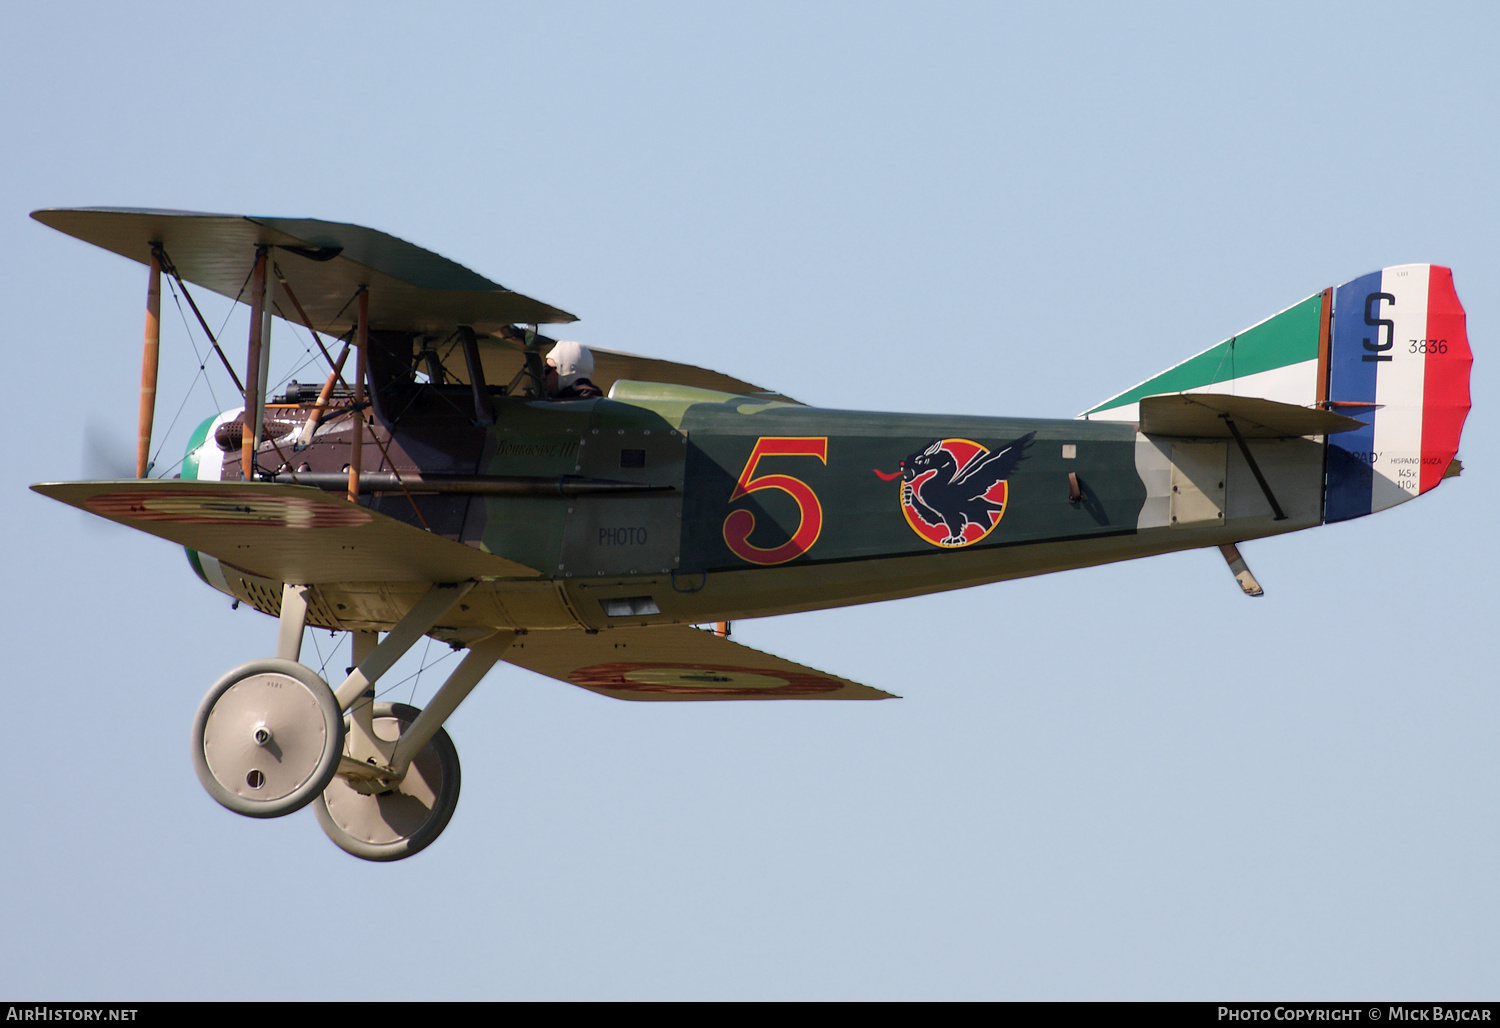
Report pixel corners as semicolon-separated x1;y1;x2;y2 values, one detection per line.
31;208;1472;861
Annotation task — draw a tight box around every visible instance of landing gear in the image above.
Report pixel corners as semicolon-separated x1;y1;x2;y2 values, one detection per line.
315;703;461;862
191;581;514;860
191;658;344;818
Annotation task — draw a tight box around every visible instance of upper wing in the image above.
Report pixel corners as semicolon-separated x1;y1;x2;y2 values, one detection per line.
32;479;541;583
32;207;576;333
32;207;794;401
504;625;896;701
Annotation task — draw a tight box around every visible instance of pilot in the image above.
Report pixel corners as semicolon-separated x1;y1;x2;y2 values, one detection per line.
544;340;603;399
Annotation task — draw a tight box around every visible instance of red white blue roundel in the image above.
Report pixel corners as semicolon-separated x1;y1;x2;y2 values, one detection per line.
873;433;1034;548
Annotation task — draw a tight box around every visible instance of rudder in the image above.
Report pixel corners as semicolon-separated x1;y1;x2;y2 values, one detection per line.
1324;264;1471;522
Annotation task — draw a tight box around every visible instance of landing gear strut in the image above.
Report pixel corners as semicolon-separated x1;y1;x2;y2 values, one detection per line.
190;581;513;860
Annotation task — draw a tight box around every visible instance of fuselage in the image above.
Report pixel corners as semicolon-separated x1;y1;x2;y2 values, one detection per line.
183;378;1331;635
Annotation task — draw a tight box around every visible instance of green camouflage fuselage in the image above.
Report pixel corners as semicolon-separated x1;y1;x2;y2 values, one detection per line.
188;379;1323;634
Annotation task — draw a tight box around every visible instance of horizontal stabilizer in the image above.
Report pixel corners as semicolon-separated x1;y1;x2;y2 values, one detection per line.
32;479;541;583
504;625;896;701
1139;394;1365;438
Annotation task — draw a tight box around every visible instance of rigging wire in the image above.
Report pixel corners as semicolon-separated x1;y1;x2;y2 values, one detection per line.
216;261;257;341
145;276;218;475
308;628;336;679
279;324;357;388
268;298;325;398
148;362;211;476
140;260;259;477
374;643;459;705
307;629;324;672
1208;334;1238;390
409;637;433;706
164;275;222;412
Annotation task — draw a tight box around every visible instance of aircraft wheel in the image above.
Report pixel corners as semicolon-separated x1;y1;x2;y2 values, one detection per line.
314;703;461;862
191;658;345;819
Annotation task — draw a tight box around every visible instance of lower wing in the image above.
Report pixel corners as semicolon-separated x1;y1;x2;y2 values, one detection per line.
503;625;896;701
31;479;540;582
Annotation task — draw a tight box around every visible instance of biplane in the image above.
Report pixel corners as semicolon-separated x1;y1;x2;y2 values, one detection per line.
30;208;1472;861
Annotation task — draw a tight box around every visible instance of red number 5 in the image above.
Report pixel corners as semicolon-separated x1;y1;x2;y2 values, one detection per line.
723;437;828;565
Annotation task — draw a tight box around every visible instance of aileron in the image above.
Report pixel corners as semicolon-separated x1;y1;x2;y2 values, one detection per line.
504;626;896;701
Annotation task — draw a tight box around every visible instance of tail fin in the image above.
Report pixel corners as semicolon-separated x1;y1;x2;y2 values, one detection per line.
1081;265;1472;523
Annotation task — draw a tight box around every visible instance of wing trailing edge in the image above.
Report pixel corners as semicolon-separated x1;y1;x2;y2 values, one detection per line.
503;625;896;701
32;479;541;583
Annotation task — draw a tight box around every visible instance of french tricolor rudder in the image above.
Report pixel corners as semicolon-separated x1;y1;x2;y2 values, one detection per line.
1324;264;1471;523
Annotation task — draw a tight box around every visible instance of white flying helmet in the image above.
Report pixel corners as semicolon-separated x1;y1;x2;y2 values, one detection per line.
545;340;594;391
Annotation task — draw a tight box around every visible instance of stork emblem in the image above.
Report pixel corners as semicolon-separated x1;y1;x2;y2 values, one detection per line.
874;433;1034;548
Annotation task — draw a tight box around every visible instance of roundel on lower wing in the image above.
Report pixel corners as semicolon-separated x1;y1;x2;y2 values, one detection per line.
83;491;371;528
569;662;844;697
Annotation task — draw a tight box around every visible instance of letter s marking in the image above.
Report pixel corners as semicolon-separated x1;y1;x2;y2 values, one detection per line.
1363;291;1396;363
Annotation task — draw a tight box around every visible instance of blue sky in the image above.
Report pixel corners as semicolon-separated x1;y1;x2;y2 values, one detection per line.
1;1;1495;999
